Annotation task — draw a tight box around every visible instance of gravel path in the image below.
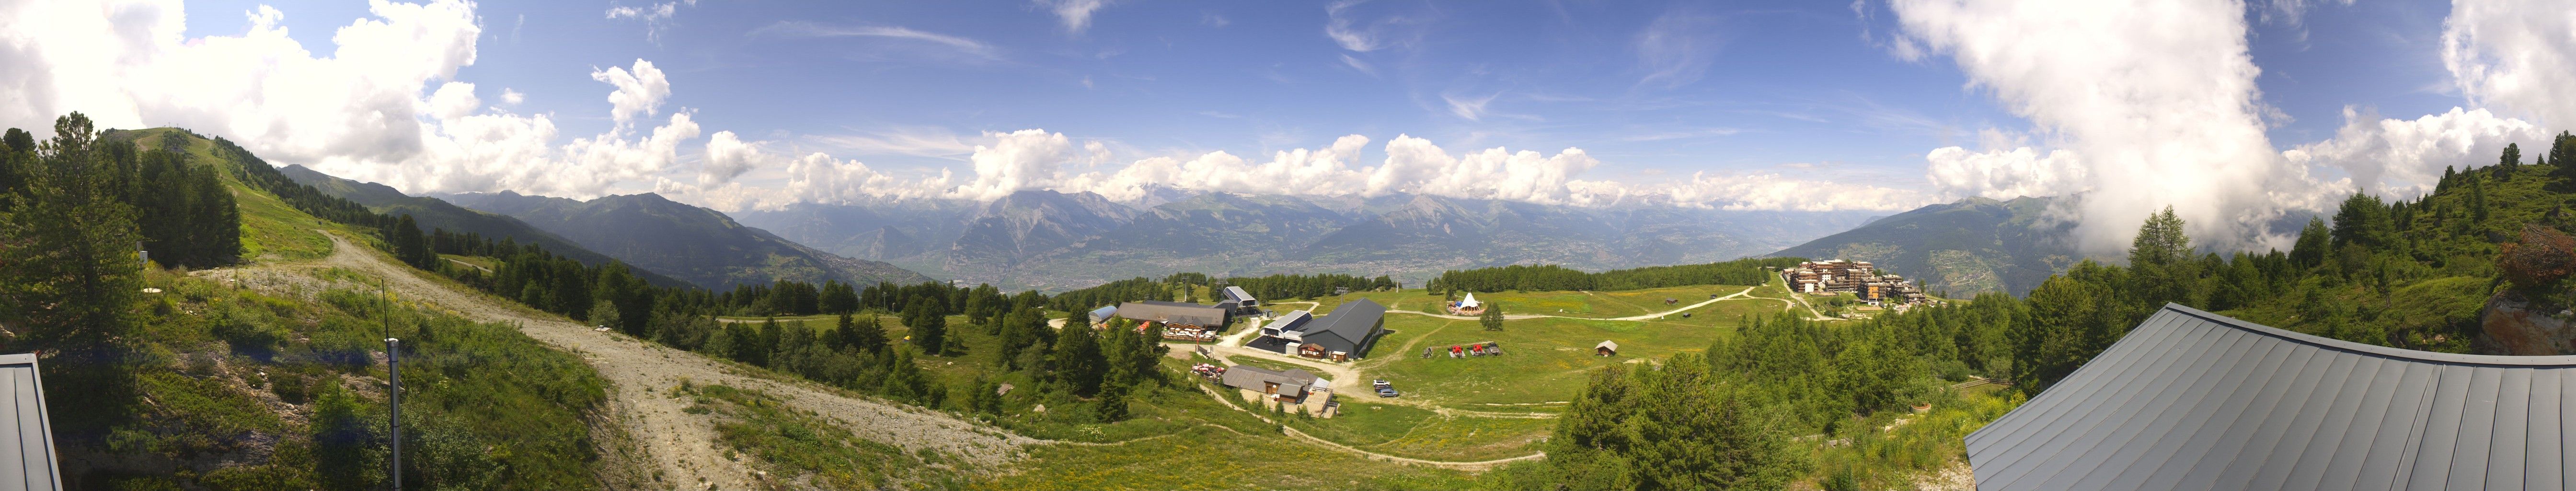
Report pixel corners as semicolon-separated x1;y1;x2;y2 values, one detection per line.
203;232;1034;490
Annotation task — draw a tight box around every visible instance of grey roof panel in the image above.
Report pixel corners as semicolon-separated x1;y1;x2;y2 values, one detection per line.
0;354;59;491
1966;304;2576;491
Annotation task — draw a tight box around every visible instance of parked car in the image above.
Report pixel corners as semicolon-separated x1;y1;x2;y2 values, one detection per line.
1372;379;1392;388
1377;388;1400;398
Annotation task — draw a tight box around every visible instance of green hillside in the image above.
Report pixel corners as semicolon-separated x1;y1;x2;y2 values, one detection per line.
441;191;933;289
1770;196;2080;295
270;164;689;287
8;119;625;490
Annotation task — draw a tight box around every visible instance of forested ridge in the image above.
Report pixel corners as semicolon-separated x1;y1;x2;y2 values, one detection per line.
0;114;614;490
1510;132;2576;490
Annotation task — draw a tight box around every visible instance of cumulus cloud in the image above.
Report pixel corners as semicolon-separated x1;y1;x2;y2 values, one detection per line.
591;59;671;126
700;130;765;185
0;1;776;199
2442;0;2576;128
1890;0;2317;253
2284;106;2551;199
950;129;1077;201
1924;146;2086;200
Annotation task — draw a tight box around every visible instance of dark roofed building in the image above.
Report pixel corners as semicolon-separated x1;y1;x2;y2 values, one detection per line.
1114;300;1229;329
1255;299;1386;362
1219;364;1336;416
1966;304;2576;491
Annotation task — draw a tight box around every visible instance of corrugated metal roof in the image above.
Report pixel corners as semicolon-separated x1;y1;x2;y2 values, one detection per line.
0;354;61;491
1223;286;1256;304
1965;304;2576;491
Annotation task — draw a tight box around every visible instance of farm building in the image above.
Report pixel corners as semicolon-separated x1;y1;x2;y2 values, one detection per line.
1116;300;1230;341
1967;304;2576;491
1086;305;1119;325
1249;299;1388;362
1594;340;1618;357
1220;365;1335;417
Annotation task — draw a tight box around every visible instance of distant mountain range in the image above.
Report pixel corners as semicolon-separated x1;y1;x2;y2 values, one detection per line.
1769;196;2082;296
434;191;934;290
733;189;1877;291
282;165;927;290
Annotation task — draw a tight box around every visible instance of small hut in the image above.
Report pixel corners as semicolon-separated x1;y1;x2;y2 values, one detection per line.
1594;340;1619;357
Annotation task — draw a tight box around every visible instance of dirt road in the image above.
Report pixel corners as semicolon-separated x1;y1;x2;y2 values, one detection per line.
203;232;1033;490
1387;285;1762;321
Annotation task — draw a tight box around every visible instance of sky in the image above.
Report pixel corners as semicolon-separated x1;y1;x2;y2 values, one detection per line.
1;0;2571;254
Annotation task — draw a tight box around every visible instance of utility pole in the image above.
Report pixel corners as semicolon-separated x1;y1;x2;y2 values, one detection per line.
386;337;402;491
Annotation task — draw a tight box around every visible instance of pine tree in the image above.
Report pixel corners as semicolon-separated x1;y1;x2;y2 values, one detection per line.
0;113;143;351
1481;302;1506;331
1095;383;1129;422
903;297;946;355
1052;316;1107;397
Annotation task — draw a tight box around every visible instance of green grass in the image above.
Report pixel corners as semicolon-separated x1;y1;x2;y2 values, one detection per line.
1359;314;1739;406
687;383;962;489
108;266;615;490
971;424;1491;491
1809;388;2023;489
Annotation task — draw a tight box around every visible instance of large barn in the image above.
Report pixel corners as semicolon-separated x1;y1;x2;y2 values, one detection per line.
1966;304;2576;491
1250;299;1388;362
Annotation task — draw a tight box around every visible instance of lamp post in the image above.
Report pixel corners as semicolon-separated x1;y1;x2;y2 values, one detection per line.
385;337;402;491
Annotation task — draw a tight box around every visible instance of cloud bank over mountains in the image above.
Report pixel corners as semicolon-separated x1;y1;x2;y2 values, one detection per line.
1886;0;2570;254
0;0;2569;249
0;0;1932;214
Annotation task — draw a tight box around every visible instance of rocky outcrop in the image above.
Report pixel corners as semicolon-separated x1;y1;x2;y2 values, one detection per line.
2476;292;2576;355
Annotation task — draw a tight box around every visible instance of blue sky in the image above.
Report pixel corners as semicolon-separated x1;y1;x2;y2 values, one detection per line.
8;0;2569;250
153;0;2450;190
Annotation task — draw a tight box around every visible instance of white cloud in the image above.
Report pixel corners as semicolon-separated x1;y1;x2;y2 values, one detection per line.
700;130;765;185
1037;0;1110;34
952;129;1077;201
2442;0;2576;128
1324;0;1415;53
1923;145;2086;200
1890;0;2314;253
1635;11;1724;89
2284;106;2551;199
591;59;671;126
1664;171;1936;212
606;0;697;42
806;127;974;157
499;88;525;105
1442;93;1494;121
752;22;999;61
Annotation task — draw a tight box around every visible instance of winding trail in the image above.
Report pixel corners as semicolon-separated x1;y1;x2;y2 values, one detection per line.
201;232;1035;490
1193;385;1546;471
1386;285;1761;321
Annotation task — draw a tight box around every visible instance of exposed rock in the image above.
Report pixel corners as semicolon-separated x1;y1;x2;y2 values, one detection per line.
2476;292;2576;355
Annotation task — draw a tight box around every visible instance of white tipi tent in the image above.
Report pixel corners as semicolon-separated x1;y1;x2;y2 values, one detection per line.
1458;293;1481;309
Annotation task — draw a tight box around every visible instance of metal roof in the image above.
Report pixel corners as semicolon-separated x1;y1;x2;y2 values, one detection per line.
1223;286;1256;304
1115;300;1228;327
1965;304;2576;491
0;354;61;491
1301;299;1387;356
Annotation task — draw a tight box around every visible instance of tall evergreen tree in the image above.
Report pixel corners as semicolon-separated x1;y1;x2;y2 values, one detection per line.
1481;302;1506;331
0;113;143;351
1051;317;1107;397
902;297;946;354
